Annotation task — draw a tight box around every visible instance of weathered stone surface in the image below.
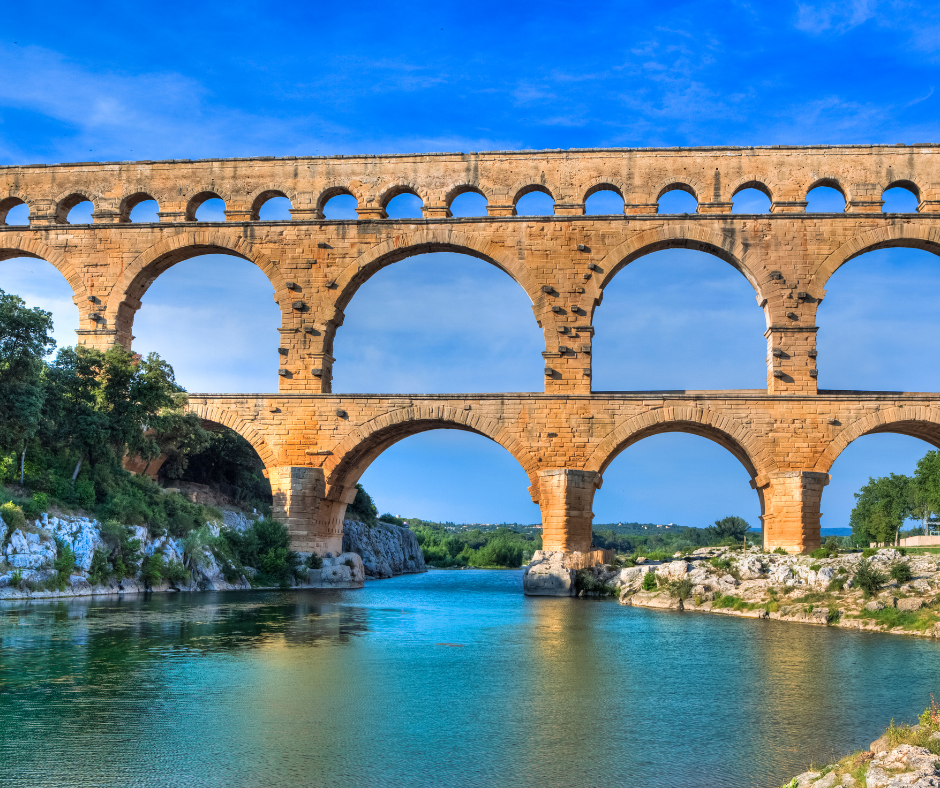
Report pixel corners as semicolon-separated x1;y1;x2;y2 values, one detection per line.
7;145;940;556
655;561;690;580
523;551;575;597
866;600;887;612
308;553;365;588
342;520;426;579
898;597;926;612
866;744;940;787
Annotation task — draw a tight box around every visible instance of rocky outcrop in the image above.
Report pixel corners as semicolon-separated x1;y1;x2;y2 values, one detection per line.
523;550;576;596
307;553;365;588
342;519;427;579
0;511;370;598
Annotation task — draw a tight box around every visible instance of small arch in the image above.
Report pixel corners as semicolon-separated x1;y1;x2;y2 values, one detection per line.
591;225;764;313
514;185;555;216
584;185;625;215
120;192;159;223
331;229;539;319
317;185;360;218
731;182;772;213
55;192;97;224
657;184;698;214
586;407;773;481
322;193;359;220
447;185;488;217
187;191;226;222
810;224;940;290
806;180;846;213
183;403;277;469
322;406;539;497
252;190;293;221
385;190;424;219
815;407;940;474
882;181;920;213
0;197;29;226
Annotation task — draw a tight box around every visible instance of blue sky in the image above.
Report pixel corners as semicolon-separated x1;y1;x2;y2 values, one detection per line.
2;1;940;532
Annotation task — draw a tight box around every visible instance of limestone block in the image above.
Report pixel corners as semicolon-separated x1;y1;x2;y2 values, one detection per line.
898;597;926;612
308;553;364;588
523;551;575;597
655;561;690;580
865;744;940;787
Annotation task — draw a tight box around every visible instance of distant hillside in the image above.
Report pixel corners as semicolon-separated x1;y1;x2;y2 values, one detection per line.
593;522;685;535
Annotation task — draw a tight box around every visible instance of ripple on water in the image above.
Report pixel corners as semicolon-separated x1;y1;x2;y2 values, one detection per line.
1;570;939;788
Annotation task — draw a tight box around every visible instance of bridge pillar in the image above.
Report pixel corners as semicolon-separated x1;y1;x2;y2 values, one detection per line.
757;471;829;554
766;326;818;394
533;469;600;553
268;466;352;555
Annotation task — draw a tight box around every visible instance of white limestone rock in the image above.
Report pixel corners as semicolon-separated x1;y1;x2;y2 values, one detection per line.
655;561;690;580
865;744;940;787
523;551;575;596
308;553;365;588
342;519;427;579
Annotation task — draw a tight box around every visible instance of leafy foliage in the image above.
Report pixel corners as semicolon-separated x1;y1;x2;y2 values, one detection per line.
220;518;300;588
850;473;913;546
853;556;888;598
889;561;913;583
709;516;751;541
641;571;657;591
0;289;55;460
346;484;378;526
409;522;540;568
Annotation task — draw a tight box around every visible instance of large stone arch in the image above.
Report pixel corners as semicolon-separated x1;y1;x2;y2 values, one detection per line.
587;224;766;318
104;231;286;348
0;234;88;300
810;223;940;295
814;406;940;474
585;405;775;482
183;400;277;469
321;404;539;500
328;228;541;320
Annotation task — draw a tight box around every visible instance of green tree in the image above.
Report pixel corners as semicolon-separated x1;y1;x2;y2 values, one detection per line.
912;451;940;534
850;473;913;545
710;516;750;541
41;346;182;480
347;483;378;526
0;289;55;480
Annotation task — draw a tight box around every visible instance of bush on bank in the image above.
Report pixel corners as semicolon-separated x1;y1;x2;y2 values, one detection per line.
408;522;541;568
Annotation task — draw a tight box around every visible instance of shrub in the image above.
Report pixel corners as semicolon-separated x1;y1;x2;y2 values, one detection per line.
574;569;617;597
99;520;143;578
163;559;189;586
87;548;111;585
9;568;22;587
306;553;323;569
710;557;733;571
890;561;914;583
1;501;26;533
826;606;841;625
827;576;846;592
641;571;657;591
140;552;164;587
862;547;878;558
854;557;888;598
766;600;779;613
773;547;788;555
31;491;49;512
53;536;76;574
669;578;693;601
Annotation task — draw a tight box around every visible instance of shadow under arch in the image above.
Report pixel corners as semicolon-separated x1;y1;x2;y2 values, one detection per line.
588;225;766;320
105;231;285;348
585;407;774;482
810;225;940;294
321;406;539;500
183;401;277;469
814;406;940;475
329;229;541;320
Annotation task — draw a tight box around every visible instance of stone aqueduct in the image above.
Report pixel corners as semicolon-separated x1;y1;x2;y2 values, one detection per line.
3;144;940;555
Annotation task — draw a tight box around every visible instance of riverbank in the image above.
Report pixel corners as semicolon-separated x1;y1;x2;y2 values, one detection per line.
0;509;424;600
527;546;940;639
781;704;940;787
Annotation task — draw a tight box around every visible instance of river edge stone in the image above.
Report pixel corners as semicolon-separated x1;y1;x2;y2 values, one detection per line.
0;512;419;600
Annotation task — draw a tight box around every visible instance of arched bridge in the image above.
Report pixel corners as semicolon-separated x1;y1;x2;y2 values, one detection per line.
4;144;940;554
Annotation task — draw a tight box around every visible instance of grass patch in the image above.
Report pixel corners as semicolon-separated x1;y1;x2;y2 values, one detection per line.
855;605;940;632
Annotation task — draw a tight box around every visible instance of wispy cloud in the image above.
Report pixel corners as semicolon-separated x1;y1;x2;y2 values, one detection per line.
795;0;878;34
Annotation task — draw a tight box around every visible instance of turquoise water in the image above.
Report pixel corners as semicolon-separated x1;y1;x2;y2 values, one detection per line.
1;570;939;788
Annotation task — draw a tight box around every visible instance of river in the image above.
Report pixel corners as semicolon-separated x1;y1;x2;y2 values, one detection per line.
1;569;938;787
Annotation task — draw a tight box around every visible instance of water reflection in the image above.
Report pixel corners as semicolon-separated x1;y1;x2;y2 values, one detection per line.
0;574;939;788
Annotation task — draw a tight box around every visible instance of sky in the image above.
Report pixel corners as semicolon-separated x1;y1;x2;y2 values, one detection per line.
1;1;940;533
